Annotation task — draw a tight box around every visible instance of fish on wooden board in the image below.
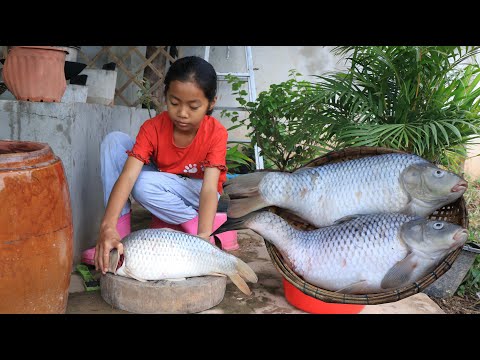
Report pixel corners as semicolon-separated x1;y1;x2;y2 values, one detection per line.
107;228;258;295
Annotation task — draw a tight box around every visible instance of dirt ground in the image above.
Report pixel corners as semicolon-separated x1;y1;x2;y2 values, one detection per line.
431;295;480;314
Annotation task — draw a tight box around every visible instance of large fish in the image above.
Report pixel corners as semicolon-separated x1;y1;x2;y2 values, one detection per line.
107;228;258;295
212;211;468;294
224;153;468;227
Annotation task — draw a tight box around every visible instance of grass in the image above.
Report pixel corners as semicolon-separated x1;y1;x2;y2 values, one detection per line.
463;176;480;240
457;176;480;298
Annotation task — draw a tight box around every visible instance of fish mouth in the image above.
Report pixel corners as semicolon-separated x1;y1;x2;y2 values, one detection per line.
452;229;469;247
451;180;468;193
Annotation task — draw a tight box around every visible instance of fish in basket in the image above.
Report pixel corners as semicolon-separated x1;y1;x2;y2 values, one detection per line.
221;147;470;304
212;211;468;294
223;149;467;228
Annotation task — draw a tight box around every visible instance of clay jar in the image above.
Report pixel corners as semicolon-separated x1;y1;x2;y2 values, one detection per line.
0;140;73;313
2;46;68;102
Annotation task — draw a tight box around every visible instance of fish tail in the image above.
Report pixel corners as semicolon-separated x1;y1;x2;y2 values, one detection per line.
227;197;270;218
236;258;258;283
227;258;258;295
211;212;257;236
223;172;270;217
224;172;268;197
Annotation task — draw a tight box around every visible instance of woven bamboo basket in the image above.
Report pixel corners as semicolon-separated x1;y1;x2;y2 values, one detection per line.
265;146;469;305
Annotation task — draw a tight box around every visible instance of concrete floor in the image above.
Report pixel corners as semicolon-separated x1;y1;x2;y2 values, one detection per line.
66;204;446;314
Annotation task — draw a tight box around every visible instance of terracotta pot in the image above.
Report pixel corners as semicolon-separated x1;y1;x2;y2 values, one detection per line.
0;140;73;313
3;46;68;102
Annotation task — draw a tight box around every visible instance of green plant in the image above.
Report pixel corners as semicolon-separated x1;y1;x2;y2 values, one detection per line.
456;253;480;299
463;177;480;239
137;78;154;118
455;176;480;298
221;71;330;171
289;46;480;171
226;143;255;174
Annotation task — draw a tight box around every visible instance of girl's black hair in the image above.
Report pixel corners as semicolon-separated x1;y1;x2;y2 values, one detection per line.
164;56;217;115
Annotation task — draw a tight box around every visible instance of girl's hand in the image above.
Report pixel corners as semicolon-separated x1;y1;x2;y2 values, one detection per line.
94;226;124;275
197;232;211;241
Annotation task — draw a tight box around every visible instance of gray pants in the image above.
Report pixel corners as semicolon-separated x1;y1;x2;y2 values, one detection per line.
101;131;210;224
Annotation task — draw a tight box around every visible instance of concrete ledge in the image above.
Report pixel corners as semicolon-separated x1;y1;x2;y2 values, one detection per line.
423;249;477;298
100;273;227;314
0;100;151;265
61;84;88;104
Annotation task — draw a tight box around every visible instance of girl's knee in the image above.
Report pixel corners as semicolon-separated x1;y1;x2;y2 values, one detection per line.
131;177;148;203
131;174;159;203
101;131;132;148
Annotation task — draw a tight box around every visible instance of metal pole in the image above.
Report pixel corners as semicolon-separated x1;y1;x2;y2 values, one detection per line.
245;46;264;170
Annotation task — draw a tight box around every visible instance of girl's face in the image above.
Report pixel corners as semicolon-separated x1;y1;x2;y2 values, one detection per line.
166;80;216;133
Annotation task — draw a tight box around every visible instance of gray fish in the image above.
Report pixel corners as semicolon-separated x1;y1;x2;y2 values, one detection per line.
224;153;467;227
212;212;468;294
107;228;258;295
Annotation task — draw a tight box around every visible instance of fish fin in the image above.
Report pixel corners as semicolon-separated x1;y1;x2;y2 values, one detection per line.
209;272;227;277
223;172;268;198
334;280;369;294
381;252;418;289
333;214;364;225
224;257;257;295
213;235;223;249
211;212;259;236
235;258;258;283
123;266;147;282
227;197;269;218
164;278;187;281
107;248;120;274
223;172;271;217
277;249;295;269
229;273;252;295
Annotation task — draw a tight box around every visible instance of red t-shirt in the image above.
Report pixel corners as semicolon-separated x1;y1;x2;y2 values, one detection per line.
127;111;228;193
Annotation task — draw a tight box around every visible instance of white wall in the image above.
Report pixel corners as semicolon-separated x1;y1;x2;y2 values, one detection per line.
252;46;347;93
178;46;345;143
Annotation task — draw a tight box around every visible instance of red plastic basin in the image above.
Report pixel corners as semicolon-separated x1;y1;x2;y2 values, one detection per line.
282;279;365;314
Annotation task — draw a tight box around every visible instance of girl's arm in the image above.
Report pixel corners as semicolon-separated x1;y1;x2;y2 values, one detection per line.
95;156;144;274
197;166;221;240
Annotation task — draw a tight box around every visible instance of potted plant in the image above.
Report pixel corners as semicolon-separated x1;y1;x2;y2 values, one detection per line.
2;46;68;102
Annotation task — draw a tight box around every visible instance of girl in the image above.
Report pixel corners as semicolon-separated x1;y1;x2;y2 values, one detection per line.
94;56;228;274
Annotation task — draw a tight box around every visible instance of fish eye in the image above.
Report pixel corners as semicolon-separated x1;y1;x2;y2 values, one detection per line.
433;223;444;230
433;169;445;178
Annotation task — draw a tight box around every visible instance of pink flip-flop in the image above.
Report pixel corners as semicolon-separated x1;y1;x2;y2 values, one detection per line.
81;212;131;265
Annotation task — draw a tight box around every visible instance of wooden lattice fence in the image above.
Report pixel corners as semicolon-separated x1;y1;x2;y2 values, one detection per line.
77;46;179;114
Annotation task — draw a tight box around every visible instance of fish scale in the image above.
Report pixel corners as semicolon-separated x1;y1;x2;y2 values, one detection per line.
290;215;410;288
254;153;454;227
120;230;237;280
216;211;467;294
109;228;258;295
